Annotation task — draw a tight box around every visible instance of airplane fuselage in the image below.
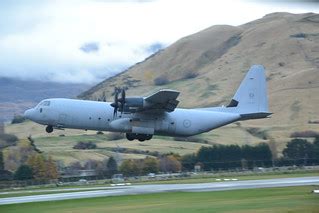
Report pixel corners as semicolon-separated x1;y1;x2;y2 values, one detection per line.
24;98;241;138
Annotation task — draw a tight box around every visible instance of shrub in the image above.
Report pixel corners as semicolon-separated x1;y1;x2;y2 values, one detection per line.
173;136;208;144
108;132;124;140
73;141;97;149
0;134;18;148
278;62;285;67
11;115;26;124
290;131;319;138
154;76;169;85
183;71;198;79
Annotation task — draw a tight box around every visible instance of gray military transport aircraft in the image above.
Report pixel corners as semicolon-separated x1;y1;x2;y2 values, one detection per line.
24;65;271;141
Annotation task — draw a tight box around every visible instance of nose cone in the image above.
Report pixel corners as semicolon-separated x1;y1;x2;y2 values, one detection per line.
23;109;32;119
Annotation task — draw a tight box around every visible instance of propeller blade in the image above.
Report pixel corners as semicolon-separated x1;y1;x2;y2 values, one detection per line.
120;88;126;114
113;107;117;118
110;87;121;119
102;91;106;102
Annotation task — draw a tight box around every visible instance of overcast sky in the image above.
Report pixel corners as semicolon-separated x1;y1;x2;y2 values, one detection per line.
0;0;318;84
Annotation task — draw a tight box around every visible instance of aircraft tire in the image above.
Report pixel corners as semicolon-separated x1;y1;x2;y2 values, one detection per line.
46;125;53;133
146;135;153;140
126;133;134;141
138;138;145;142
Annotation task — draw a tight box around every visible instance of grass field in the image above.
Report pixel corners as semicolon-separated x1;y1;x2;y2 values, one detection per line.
1;186;318;212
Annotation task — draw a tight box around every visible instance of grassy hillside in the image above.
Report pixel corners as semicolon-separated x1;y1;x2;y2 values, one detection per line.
5;121;270;165
79;12;319;142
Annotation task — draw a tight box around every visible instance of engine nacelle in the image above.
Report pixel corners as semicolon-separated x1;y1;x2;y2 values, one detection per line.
109;118;132;131
125;97;144;108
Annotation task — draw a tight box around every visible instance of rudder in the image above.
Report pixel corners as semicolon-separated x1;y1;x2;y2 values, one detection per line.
228;65;270;116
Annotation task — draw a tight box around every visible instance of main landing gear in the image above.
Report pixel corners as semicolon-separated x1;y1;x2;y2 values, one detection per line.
46;125;53;133
126;133;153;142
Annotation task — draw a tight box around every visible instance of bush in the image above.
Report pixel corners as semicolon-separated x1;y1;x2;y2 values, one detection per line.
246;128;268;140
173;136;208;144
11;115;26;124
0;170;13;181
0;134;18;148
183;71;198;79
290;131;319;138
278;62;285;67
73;141;97;149
14;165;33;180
108;132;124;140
154;76;169;85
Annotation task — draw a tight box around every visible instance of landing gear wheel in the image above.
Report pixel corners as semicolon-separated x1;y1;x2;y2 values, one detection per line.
138;138;145;142
145;135;153;140
46;125;53;133
126;133;134;141
125;133;153;141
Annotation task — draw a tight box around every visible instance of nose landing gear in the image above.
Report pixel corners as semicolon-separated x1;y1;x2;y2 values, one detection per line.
46;125;53;133
126;133;153;141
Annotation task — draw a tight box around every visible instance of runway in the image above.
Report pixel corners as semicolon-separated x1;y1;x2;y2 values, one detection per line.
0;176;318;205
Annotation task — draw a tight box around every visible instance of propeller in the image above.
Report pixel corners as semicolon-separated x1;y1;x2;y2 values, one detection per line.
110;87;126;118
102;91;106;102
119;88;126;114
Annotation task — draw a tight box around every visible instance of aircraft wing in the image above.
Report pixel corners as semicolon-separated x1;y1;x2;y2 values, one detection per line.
144;89;180;112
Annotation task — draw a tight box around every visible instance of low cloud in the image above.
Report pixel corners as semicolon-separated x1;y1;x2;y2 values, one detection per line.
80;42;100;53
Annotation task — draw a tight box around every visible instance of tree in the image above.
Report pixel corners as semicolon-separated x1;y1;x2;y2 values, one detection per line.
159;155;181;173
314;137;319;159
283;139;314;160
14;165;33;180
83;159;100;170
0;170;13;181
69;161;83;171
46;156;59;180
27;154;47;180
119;159;140;176
181;154;197;171
142;157;159;174
253;143;272;167
106;157;118;175
0;151;4;170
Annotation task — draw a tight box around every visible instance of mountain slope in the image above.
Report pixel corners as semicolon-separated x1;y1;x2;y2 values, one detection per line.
0;78;91;122
79;12;319;143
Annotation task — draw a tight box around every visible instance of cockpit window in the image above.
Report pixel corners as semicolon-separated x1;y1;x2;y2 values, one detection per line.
36;100;51;109
42;101;50;106
38;101;50;106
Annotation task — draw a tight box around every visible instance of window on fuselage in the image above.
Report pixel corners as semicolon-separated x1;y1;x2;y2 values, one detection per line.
42;101;50;106
37;100;51;108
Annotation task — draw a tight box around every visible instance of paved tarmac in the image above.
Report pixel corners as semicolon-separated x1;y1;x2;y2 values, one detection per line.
0;176;318;205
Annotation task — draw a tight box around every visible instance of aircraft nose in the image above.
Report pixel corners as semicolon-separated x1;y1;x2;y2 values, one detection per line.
23;109;32;119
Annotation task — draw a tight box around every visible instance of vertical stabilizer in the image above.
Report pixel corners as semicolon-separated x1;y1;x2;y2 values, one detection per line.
228;65;271;117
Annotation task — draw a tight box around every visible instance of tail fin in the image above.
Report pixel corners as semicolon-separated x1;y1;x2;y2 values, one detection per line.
227;65;271;119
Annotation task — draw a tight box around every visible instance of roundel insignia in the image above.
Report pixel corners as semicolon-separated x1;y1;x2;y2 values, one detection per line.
183;119;191;128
